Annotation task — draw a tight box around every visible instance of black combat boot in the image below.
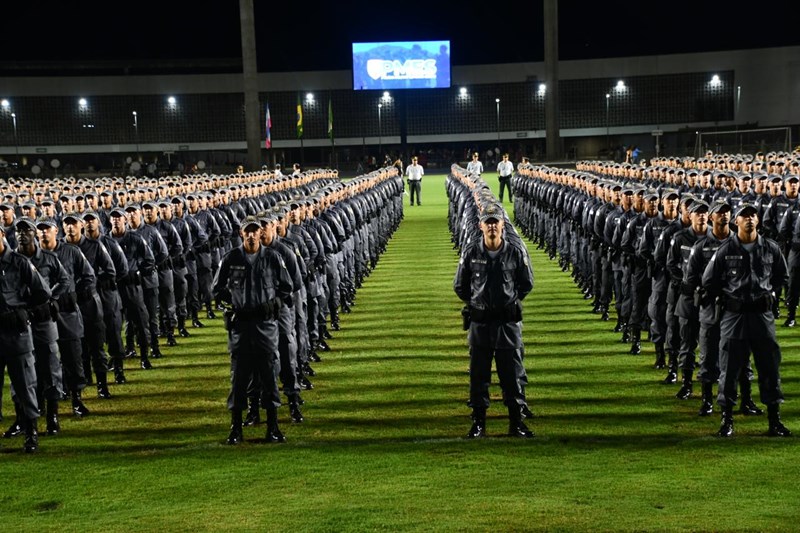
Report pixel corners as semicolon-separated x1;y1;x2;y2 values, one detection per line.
265;407;286;443
46;399;60;435
507;405;534;438
767;403;792;437
653;342;666;369
289;399;304;423
675;371;693;400
206;304;216;320
243;397;260;426
309;350;322;363
303;362;316;377
113;358;127;384
330;310;340;331
613;316;624;333
784;307;796;328
140;354;153;370
23;418;38;453
3;402;24;438
466;410;486;439
662;352;678;384
166;329;178;347
177;318;191;337
717;406;734;437
298;369;314;390
739;378;764;416
226;410;244;445
150;337;163;359
96;373;112;399
629;327;641;355
317;339;331;352
72;390;91;417
191;311;205;328
521;404;534;419
600;306;610;321
698;382;714;416
621;325;631;343
322;325;333;340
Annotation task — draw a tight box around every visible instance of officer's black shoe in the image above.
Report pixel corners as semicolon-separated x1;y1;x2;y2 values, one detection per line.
309;350;321;363
613;318;624;333
508;420;535;438
600;309;610;321
3;403;23;438
299;376;314;390
717;408;734;438
125;349;137;359
675;376;693;400
621;327;631;343
206;310;216;320
72;392;91;417
767;404;792;437
114;367;127;384
662;369;678;385
96;379;112;400
166;333;178;347
322;328;333;340
739;399;763;416
591;301;601;313
140;357;153;370
244;398;260;427
265;408;286;443
303;363;316;377
466;421;486;439
192;317;205;328
45;400;60;435
23;419;38;453
331;320;340;331
698;382;714;416
654;343;666;369
318;340;331;352
521;405;534;419
150;349;163;359
289;402;304;423
226;411;244;445
629;340;642;355
784;309;796;327
178;318;191;337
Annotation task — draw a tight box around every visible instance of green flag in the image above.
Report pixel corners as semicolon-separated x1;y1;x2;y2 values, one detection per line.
296;94;303;139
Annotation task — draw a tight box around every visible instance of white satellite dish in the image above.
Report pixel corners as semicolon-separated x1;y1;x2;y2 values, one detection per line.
31;165;42;175
50;158;61;169
197;160;206;170
130;161;141;172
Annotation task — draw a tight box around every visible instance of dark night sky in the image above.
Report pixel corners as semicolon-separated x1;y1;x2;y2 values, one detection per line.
1;1;798;72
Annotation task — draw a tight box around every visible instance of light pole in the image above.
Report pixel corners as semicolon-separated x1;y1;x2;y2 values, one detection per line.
495;98;500;147
132;111;139;161
11;112;18;158
378;103;383;159
605;93;610;153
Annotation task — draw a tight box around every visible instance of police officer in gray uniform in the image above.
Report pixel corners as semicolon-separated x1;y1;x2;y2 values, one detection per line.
454;203;535;439
213;216;293;445
702;203;791;437
0;222;52;453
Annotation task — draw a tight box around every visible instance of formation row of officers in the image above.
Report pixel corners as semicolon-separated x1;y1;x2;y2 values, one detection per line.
0;166;404;452
511;157;796;437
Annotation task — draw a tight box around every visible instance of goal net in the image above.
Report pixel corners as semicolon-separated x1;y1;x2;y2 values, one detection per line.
697;127;792;157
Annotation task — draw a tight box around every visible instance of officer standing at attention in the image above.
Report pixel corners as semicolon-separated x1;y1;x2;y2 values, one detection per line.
405;156;424;206
0;223;51;453
467;152;484;177
454;203;534;439
213;216;293;445
702;203;791;437
497;153;515;202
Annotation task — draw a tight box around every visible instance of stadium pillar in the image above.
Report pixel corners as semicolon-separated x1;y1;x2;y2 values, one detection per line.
544;0;560;161
239;0;262;171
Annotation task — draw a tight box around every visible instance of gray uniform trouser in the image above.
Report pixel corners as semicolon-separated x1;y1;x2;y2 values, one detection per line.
718;334;783;408
228;320;281;411
1;335;39;420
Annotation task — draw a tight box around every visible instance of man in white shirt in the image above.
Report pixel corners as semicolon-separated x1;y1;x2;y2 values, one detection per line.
467;152;483;176
406;156;424;206
497;153;514;202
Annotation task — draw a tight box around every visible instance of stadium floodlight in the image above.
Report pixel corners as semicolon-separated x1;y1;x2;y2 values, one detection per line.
167;96;177;106
710;74;722;88
381;91;391;101
538;83;546;96
306;93;314;103
1;99;9;109
459;87;468;97
615;80;626;91
79;98;88;107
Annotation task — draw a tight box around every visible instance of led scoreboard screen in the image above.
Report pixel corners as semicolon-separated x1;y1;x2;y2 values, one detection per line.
352;40;451;90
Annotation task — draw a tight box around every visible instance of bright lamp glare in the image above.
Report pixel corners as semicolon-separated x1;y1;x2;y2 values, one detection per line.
1;99;9;109
306;93;314;102
167;96;177;105
78;98;87;107
459;87;467;96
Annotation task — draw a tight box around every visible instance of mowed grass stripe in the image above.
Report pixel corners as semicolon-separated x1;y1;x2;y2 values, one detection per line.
2;174;800;532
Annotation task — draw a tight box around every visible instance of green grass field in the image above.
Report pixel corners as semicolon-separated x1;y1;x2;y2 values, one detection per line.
3;174;800;532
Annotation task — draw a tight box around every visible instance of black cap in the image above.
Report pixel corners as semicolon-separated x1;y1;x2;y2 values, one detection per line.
14;217;37;231
708;201;731;215
109;207;127;217
82;211;99;221
34;217;58;230
688;200;710;214
734;203;758;218
62;212;83;223
479;203;504;223
241;216;262;231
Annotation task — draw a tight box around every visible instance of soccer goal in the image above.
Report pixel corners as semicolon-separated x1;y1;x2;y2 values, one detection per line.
696;127;792;157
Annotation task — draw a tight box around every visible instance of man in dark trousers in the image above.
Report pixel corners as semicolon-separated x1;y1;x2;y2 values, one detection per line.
0;223;52;453
702;203;791;437
213;216;293;445
454;203;534;439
